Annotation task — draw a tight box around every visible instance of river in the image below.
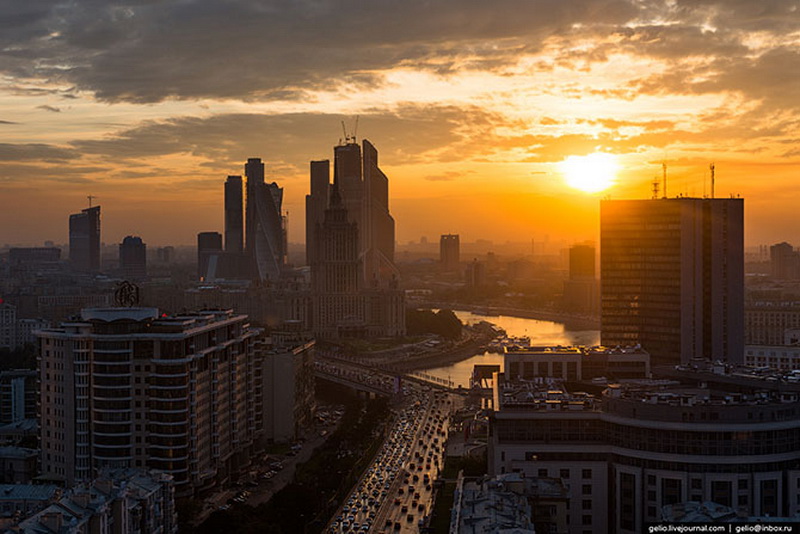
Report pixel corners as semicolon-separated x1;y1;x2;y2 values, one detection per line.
422;310;600;388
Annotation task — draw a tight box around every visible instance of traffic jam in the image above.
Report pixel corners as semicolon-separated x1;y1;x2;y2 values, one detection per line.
328;389;452;533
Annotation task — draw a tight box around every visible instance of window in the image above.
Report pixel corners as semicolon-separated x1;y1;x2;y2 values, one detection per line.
582;484;592;495
538;469;548;477
582;500;591;510
582;469;592;479
560;469;570;479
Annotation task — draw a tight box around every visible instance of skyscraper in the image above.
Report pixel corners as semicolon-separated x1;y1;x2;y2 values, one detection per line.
311;177;363;338
245;158;286;283
224;175;244;254
332;140;399;288
119;235;147;280
600;197;744;366
309;139;405;338
440;234;460;272
69;205;100;272
305;160;330;266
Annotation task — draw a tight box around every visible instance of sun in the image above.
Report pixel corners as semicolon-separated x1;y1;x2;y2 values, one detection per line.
559;152;619;193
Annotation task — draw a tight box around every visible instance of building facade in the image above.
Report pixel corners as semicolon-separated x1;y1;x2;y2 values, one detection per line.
308;141;405;339
601;198;744;366
489;376;800;533
37;307;264;497
69;205;101;272
119;236;147;281
261;339;315;443
15;469;177;534
245;158;286;283
440;234;460;273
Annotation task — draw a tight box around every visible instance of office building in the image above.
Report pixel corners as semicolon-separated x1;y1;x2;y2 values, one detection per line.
197;231;223;281
440;234;460;273
69;205;101;272
245;158;286;283
37;308;264;497
332;140;399;288
600;198;744;366
489;372;800;533
769;241;799;279
308;140;405;339
564;242;599;314
569;243;595;279
119;235;147;280
225;175;244;254
305;160;330;266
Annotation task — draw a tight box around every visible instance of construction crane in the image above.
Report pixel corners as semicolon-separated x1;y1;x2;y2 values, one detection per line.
340;116;360;145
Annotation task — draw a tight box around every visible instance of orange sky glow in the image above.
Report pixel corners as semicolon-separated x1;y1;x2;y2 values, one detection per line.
1;1;798;249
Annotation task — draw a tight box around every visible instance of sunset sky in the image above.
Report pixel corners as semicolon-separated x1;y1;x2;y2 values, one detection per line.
1;1;798;248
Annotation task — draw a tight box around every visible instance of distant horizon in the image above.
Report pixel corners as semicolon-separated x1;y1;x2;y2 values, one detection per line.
1;2;797;251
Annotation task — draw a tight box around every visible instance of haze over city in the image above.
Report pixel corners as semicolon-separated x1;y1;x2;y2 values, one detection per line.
1;1;798;246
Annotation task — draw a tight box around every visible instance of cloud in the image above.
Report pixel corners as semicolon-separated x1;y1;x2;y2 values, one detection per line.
0;120;18;124
36;104;61;112
1;0;637;103
0;143;79;161
69;104;507;168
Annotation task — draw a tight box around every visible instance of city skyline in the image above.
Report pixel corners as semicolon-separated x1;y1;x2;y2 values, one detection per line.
0;1;798;248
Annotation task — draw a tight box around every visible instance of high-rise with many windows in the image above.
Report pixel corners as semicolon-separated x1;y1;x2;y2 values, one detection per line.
600;198;744;365
37;307;264;497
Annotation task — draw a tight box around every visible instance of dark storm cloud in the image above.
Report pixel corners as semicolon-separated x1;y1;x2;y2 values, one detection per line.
1;0;636;102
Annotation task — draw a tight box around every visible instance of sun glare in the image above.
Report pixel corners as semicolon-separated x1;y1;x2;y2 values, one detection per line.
559;152;619;193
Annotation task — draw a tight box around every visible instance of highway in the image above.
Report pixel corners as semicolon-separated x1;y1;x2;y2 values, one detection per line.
326;388;456;534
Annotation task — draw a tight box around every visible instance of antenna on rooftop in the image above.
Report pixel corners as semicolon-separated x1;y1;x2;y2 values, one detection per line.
709;162;715;199
87;195;97;208
651;176;660;199
662;162;667;199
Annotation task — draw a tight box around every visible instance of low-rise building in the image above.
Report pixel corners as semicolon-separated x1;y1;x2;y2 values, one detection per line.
0;484;59;520
14;469;176;534
0;447;38;484
504;345;650;382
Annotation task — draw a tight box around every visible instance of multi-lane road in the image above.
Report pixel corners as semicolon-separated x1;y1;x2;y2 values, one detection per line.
327;388;456;533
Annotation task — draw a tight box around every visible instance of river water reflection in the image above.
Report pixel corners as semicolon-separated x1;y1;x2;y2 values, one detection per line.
422;310;600;388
